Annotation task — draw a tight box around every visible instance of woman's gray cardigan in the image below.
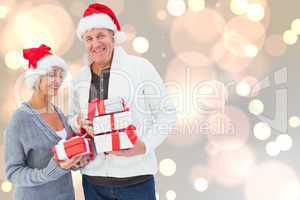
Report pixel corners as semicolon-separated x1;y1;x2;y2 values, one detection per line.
4;102;75;200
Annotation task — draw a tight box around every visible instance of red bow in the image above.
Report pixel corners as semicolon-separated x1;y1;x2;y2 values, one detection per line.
23;44;52;69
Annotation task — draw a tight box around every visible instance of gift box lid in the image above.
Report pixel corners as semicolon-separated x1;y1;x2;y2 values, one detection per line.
63;137;89;155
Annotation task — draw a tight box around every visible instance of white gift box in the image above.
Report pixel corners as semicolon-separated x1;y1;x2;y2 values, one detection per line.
98;97;127;115
89;97;127;117
94;131;135;153
93;110;132;134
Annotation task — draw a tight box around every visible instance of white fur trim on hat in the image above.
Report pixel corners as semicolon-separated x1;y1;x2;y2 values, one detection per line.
24;55;68;89
76;13;126;44
114;30;126;44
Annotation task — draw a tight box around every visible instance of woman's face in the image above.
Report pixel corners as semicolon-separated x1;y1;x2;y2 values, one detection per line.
83;28;115;66
37;67;64;97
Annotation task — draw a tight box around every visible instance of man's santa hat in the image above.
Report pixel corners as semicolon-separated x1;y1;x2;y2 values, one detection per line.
76;3;126;44
23;44;68;89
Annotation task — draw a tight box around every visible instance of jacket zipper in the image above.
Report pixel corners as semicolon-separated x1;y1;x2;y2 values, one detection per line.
103;153;109;176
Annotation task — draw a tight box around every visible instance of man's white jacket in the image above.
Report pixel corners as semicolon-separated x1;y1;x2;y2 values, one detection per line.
68;47;176;177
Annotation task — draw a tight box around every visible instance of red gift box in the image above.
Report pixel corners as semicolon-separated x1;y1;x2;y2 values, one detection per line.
52;136;94;161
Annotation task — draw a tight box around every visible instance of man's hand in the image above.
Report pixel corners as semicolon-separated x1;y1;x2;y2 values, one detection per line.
109;139;146;157
77;113;93;136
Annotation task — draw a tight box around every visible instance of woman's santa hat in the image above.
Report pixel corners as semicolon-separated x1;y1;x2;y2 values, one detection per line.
23;44;68;89
76;3;126;44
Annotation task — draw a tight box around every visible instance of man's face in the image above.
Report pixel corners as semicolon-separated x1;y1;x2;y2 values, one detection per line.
83;28;115;66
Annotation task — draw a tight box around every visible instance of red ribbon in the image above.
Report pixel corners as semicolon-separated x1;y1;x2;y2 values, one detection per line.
110;113;115;130
111;125;137;151
111;132;120;151
88;98;106;121
87;138;94;160
126;125;138;145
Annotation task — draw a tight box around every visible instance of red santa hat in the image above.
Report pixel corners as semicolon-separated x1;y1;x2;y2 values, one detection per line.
23;44;68;89
76;3;126;44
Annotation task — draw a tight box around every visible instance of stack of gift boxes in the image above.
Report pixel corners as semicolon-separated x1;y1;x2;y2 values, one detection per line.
52;97;137;161
89;98;137;153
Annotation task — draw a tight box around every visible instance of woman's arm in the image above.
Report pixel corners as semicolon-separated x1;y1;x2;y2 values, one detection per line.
4;116;72;187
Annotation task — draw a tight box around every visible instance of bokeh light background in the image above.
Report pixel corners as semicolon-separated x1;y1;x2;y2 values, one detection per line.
1;0;300;199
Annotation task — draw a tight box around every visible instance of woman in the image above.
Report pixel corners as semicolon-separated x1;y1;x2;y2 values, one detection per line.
4;44;87;200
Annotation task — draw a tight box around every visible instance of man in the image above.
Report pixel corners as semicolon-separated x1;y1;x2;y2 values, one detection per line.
68;3;176;200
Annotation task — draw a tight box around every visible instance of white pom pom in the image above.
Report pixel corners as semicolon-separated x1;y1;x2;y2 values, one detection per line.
115;31;126;44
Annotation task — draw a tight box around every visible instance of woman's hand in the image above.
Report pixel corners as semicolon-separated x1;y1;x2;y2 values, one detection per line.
57;155;84;170
70;157;90;170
